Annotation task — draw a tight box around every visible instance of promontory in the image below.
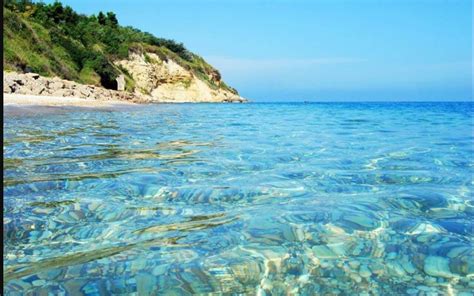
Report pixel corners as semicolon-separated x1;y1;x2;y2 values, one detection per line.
3;1;247;104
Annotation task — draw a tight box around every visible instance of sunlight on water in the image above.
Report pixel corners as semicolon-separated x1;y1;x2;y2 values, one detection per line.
3;102;474;295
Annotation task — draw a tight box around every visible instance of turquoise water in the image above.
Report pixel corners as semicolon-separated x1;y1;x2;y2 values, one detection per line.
3;102;474;295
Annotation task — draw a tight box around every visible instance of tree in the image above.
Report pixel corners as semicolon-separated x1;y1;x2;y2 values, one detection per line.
63;6;78;25
47;1;64;24
106;12;118;26
97;11;106;25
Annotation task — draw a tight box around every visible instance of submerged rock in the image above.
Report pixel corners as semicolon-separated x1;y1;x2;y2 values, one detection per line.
423;256;456;278
386;191;449;214
312;245;339;259
338;212;380;231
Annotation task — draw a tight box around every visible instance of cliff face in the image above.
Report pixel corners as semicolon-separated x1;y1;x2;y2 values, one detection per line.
115;52;246;103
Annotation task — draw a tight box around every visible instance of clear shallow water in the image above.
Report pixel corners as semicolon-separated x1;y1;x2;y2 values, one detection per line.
3;102;474;295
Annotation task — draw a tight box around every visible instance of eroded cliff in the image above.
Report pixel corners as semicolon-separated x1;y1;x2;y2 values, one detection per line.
115;51;246;103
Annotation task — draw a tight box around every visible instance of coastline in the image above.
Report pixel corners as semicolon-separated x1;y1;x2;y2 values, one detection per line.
3;93;143;116
3;93;138;107
4;72;247;105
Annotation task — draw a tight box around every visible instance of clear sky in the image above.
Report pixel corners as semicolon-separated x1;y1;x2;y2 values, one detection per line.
46;0;472;101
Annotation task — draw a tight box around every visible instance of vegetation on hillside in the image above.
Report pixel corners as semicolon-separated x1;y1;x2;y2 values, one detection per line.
3;0;237;93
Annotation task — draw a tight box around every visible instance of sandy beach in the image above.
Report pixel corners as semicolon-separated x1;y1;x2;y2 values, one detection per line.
4;93;137;107
3;93;142;116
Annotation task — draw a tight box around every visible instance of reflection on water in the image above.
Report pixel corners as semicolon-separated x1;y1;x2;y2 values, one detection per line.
3;102;474;295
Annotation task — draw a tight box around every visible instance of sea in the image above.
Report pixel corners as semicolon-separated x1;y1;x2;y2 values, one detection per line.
3;102;474;295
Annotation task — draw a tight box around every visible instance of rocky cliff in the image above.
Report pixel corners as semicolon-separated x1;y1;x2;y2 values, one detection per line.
3;48;246;104
115;52;245;103
3;2;247;103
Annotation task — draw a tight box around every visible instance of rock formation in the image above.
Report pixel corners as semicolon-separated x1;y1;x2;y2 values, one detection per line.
116;75;126;91
3;70;247;104
115;52;245;103
3;72;150;103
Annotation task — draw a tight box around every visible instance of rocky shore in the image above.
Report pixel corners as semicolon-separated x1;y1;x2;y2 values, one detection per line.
3;72;246;104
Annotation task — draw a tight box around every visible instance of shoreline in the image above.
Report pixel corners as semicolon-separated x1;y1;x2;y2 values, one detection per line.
3;93;144;116
4;93;138;107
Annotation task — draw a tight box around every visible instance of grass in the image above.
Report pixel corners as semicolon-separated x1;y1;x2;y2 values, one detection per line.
3;9;79;79
78;63;101;85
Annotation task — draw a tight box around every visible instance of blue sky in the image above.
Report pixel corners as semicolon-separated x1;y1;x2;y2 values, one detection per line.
47;0;472;101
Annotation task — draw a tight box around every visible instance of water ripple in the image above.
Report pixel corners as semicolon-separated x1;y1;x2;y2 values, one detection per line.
3;102;474;295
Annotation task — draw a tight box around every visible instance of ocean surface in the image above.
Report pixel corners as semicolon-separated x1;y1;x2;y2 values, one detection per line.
3;102;474;295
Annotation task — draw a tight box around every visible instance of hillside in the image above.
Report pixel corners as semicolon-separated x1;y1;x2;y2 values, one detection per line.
3;0;245;102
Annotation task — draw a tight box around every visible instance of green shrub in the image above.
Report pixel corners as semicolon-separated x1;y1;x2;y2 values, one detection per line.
79;62;101;85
